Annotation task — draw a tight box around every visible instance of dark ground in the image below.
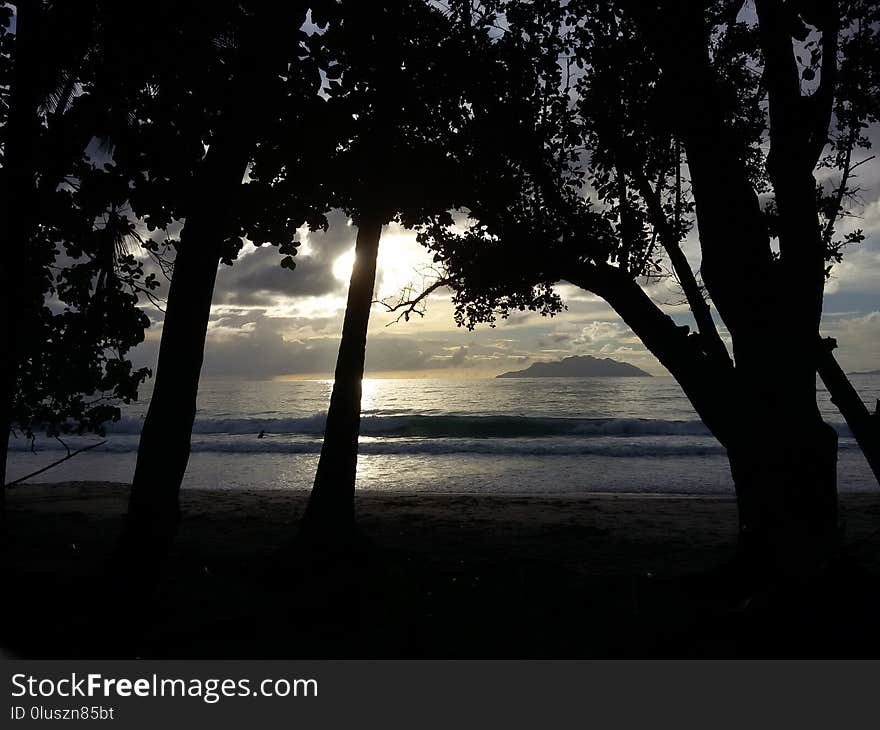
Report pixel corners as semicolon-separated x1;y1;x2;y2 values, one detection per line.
4;483;880;658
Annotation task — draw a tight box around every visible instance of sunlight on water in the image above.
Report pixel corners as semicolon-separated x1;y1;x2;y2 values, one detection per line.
7;375;880;494
360;378;382;413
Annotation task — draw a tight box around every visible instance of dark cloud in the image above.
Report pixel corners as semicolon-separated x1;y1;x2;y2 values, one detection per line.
537;332;572;347
204;321;337;375
213;211;356;305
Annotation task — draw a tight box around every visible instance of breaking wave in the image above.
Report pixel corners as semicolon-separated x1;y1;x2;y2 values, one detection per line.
9;414;855;458
103;414;720;438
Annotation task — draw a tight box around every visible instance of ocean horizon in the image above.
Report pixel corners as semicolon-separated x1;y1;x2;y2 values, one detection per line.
7;374;879;495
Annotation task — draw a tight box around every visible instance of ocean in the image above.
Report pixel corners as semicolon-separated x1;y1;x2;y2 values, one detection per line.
7;375;880;495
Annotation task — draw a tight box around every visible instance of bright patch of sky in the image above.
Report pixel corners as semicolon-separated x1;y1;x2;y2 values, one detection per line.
131;164;880;380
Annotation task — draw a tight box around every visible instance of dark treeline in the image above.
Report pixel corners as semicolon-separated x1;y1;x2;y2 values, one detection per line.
2;0;880;651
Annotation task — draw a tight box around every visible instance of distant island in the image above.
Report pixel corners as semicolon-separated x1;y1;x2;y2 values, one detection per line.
496;355;651;378
849;369;880;376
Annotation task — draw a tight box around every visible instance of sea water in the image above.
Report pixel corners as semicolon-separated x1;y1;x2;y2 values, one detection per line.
7;375;879;494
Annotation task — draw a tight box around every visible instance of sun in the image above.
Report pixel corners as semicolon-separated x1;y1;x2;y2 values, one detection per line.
332;249;356;283
330;223;435;296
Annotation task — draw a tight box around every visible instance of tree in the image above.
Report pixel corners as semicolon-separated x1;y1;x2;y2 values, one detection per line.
113;0;325;587
295;1;487;541
417;0;880;578
0;2;169;527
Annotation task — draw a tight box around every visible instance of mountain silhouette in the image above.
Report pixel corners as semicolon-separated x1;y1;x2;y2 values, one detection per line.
496;355;651;378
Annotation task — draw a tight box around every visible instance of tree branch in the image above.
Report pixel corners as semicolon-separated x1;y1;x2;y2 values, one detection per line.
565;259;733;445
629;1;776;340
810;0;840;167
5;440;107;488
755;0;839;171
817;338;880;485
823;145;874;249
377;277;449;325
630;168;733;369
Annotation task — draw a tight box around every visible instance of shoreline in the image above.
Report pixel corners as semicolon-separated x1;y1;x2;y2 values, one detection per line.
7;480;742;498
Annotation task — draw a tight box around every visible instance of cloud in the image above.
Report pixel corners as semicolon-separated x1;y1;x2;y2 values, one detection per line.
825;227;880;297
197;322;488;377
821;311;880;372
572;321;627;345
213;211;356;306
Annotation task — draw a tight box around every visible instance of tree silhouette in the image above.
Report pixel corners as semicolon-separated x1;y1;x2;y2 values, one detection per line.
417;0;879;577
113;1;325;588
0;2;172;525
303;216;383;538
296;1;487;542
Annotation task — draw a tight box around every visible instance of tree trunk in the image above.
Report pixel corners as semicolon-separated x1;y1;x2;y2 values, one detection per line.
113;128;253;589
818;341;880;487
677;7;837;577
111;0;306;595
1;1;43;533
722;323;839;578
605;2;845;580
301;215;383;540
728;413;839;578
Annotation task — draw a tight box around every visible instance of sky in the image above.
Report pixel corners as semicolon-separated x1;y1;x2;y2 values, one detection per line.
1;0;876;382
126;4;880;383
129;153;880;381
7;2;872;382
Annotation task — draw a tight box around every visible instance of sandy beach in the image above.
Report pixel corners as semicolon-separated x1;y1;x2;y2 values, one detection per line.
4;482;880;658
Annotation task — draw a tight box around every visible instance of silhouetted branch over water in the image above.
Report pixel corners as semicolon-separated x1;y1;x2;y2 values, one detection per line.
5;439;106;488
